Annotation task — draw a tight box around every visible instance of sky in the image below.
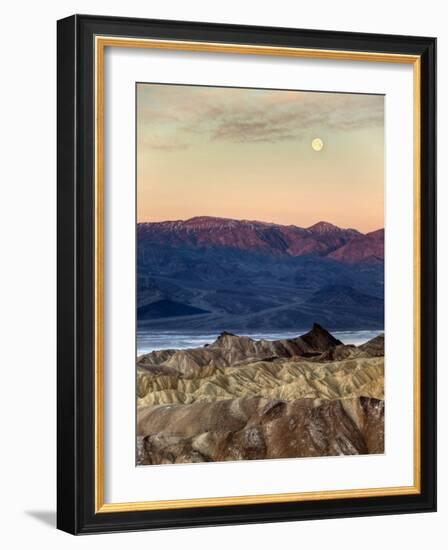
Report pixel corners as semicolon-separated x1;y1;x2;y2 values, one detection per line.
137;83;384;233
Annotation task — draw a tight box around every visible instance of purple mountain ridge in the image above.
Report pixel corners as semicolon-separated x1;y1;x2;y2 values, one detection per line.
137;216;383;262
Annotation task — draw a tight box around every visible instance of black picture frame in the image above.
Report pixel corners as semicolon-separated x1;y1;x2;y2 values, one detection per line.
57;14;436;535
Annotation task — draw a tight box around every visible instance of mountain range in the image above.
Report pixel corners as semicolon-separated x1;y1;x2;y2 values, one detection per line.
138;216;383;262
137;216;384;331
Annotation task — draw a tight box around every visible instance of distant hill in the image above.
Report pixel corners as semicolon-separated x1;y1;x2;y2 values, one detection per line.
328;228;384;264
306;284;383;308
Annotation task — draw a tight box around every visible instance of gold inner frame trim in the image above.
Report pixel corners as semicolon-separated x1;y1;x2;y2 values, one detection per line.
94;35;422;514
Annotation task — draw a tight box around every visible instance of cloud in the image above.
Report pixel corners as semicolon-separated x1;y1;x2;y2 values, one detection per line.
138;85;384;148
149;142;190;152
141;135;190;152
211;120;301;143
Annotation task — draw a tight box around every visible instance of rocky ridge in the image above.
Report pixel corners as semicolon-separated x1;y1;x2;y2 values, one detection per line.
137;325;385;465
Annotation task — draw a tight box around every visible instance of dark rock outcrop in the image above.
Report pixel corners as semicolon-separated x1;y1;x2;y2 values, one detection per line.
298;323;342;352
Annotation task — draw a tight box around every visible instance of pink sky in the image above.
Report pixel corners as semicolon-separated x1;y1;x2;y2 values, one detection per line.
137;84;384;232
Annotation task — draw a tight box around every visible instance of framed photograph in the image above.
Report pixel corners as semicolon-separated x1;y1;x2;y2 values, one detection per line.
57;14;436;534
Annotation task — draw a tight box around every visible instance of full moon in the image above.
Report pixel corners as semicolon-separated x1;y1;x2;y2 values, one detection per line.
311;138;324;152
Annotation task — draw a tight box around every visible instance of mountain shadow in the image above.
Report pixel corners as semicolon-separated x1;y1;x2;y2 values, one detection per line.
137;299;209;320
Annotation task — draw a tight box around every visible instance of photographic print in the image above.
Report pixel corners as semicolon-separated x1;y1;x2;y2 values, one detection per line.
57;17;436;532
136;83;385;466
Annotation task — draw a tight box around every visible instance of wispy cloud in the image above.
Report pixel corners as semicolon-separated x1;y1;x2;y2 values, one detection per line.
211;120;300;143
137;84;383;149
147;142;190;152
140;135;190;152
